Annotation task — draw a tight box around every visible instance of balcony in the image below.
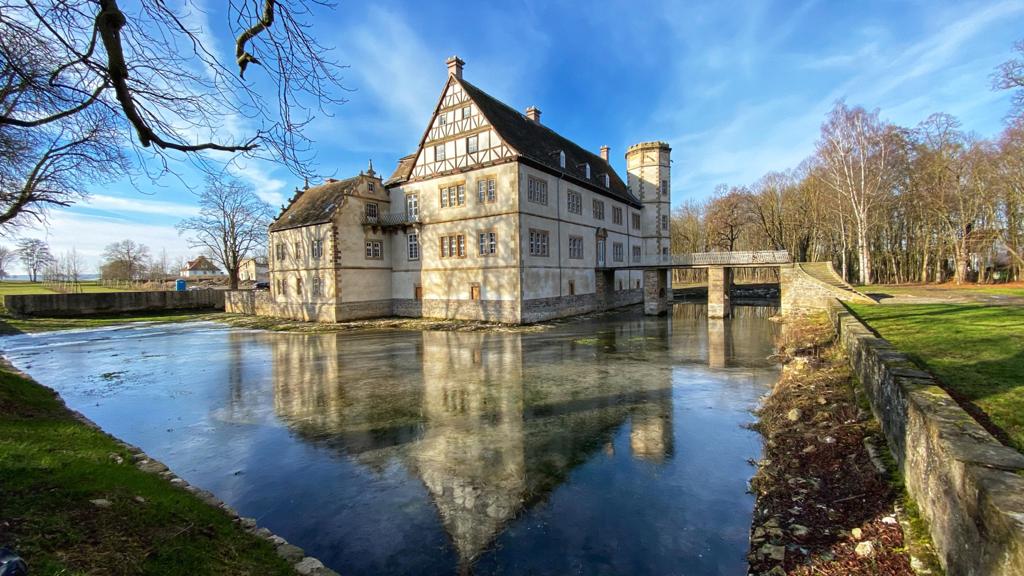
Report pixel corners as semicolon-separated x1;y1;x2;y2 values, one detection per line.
360;212;421;231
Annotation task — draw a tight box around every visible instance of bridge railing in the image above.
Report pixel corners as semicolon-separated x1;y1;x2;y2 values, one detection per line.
644;250;791;267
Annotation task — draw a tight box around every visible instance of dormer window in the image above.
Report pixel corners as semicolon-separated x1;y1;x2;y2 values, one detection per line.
603;174;610;188
584;163;591;179
559;151;566;169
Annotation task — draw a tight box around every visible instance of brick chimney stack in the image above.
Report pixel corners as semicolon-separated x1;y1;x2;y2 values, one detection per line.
525;106;542;123
600;145;610;162
446;55;464;79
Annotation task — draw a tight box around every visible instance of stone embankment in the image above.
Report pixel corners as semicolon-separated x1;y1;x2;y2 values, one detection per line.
827;301;1024;576
3;290;224;317
780;262;874;314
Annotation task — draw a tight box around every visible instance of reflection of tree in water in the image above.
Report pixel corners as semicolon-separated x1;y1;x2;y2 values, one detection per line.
268;321;675;569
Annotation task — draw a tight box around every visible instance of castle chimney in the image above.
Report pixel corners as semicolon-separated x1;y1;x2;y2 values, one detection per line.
525;106;542;123
446;55;464;79
600;145;610;162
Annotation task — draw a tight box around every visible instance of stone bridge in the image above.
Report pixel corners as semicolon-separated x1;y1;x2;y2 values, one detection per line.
633;250;872;318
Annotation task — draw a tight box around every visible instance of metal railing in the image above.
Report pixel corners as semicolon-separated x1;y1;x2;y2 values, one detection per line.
360;212;421;226
644;250;791;267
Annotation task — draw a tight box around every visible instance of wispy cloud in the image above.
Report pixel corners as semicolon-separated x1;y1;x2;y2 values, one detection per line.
84;195;200;218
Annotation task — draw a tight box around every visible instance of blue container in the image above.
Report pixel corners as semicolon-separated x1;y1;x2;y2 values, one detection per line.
175;279;187;292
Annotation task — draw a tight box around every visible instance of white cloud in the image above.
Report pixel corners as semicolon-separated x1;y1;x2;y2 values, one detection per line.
85;195;200;218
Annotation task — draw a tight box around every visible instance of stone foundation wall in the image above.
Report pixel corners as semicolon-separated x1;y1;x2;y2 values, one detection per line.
521;293;597;324
225;290;338;322
337;300;393;321
420;298;520;323
392;299;422;318
827;300;1024;576
781;263;873;315
5;290;224;317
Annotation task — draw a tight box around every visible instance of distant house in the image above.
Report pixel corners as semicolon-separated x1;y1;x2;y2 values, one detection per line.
181;256;223;278
239;256;269;283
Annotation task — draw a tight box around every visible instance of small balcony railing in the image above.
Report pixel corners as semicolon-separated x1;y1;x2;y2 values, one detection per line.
361;212;421;227
643;250;791;267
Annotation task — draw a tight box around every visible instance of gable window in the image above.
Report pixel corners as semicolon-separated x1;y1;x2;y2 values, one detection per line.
435;144;446;162
567;190;582;215
440;184;465;208
612;206;623;225
568;235;584;259
440;234;466;258
408;233;420;260
368;181;375;192
478;178;496;203
365;203;379;221
437;112;448;126
478;231;497;256
406;194;419;219
632;245;642;262
613;242;624;262
527;176;548;205
365;240;383;260
461;105;471;120
528;229;549;257
592;199;605;220
312;275;323;297
632;212;641;230
467;134;479;154
311;239;324;260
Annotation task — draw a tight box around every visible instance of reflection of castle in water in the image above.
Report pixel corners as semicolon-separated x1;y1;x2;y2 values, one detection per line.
269;315;754;566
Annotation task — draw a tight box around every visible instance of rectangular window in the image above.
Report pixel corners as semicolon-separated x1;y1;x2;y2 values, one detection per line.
632;212;641;230
408;233;420;260
462;106;471;120
568;280;576;296
470;284;480;301
567;190;582;215
568;235;584;259
311;239;323;260
294;241;302;259
632;245;642;262
312;275;322;297
439;235;466;258
439;185;465;208
478;232;496;256
435;143;446;161
279;278;287;295
661;179;669;197
275;242;285;261
528;229;550;257
612;206;623;225
467;134;479;154
662;214;669;231
527;176;548;205
613;242;624;262
365;240;383;260
477;178;496;203
437;112;447;126
593;199;605;220
368;181;375;192
457;184;465;206
365;203;378;221
406;194;419;219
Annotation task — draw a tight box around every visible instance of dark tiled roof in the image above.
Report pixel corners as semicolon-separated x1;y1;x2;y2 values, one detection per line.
269;176;360;232
458;79;641;208
385;154;416;186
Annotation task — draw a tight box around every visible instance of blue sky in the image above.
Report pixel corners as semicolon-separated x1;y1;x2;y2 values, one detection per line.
18;0;1024;272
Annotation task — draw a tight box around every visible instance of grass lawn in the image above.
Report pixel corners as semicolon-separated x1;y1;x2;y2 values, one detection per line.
0;364;295;575
855;282;1024;299
848;302;1024;452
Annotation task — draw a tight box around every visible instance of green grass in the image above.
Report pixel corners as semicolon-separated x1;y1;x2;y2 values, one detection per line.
0;281;56;296
848;303;1024;452
0;365;295;575
855;283;1024;298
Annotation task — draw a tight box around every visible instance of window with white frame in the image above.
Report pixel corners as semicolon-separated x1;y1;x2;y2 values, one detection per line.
527;176;548;205
528;229;549;257
439;234;465;258
593;199;605;220
612;206;623;225
567;190;582;215
408;233;420;260
461;105;471;119
568;235;584;259
632;212;641;230
406;194;419;219
365;203;378;221
478;178;496;203
435;143;446;161
440;184;465;208
437;112;447;126
365;240;383;260
467;134;479;154
311;239;324;260
632;245;642;262
613;242;624;262
478;231;496;256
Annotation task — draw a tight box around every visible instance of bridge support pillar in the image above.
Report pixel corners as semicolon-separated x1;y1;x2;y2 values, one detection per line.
643;268;670;315
707;266;732;319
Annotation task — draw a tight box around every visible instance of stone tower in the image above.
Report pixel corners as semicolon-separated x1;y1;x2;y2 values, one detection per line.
625;141;672;263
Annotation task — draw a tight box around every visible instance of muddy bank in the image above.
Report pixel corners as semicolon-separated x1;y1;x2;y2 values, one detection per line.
747;314;918;576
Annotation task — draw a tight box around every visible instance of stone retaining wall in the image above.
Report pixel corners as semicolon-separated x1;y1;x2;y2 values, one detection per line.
4;290;224;317
827;300;1024;576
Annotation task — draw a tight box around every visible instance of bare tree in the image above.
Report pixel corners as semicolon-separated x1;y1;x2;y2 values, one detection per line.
177;176;272;289
705;185;753;251
102;239;150;281
814;102;896;285
16;238;53;282
0;245;14;279
994;39;1024;120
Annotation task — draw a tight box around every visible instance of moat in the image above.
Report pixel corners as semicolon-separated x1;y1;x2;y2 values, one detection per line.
3;305;780;575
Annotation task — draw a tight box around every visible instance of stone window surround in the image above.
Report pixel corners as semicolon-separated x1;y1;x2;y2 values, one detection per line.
593;198;605;220
528;228;550;257
527;175;548;205
365;240;384;260
440;182;466;208
407;233;420;261
477;176;497;203
478;230;497;256
440;234;466;258
568;235;584;259
612;241;624;262
612;206;623;225
567;189;583;215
